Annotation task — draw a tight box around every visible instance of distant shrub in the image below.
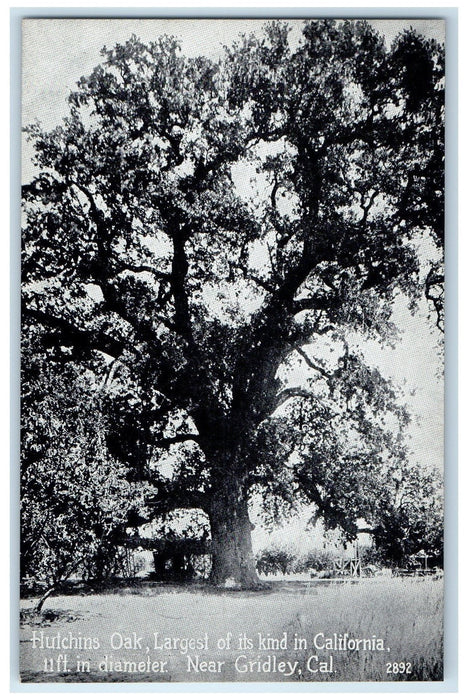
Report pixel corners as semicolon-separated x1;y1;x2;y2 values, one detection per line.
256;543;298;575
256;542;388;577
295;548;337;573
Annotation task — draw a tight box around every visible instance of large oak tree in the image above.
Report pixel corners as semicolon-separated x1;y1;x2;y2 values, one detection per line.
22;20;444;586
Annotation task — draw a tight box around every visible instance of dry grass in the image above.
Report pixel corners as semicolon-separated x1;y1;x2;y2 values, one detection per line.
19;577;443;683
286;577;443;681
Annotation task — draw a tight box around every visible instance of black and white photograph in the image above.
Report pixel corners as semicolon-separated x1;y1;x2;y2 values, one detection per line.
19;17;445;684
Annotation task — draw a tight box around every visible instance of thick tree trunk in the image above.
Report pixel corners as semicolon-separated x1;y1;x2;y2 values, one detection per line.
208;479;259;588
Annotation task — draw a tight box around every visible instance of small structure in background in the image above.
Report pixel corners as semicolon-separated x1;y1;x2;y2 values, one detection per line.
414;549;431;571
121;508;213;581
333;542;362;578
392;550;440;577
124;534;211;581
151;538;211;581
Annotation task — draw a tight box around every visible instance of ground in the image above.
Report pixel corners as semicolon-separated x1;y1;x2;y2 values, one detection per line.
19;577;443;683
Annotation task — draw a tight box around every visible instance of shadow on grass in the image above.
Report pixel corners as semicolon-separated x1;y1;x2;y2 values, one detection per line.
20;607;89;627
22;577;291;601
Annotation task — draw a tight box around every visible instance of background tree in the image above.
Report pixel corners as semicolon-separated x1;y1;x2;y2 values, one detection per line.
365;462;444;566
21;325;149;606
22;20;444;587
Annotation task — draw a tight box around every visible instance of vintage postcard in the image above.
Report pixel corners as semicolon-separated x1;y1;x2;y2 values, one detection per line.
19;17;445;684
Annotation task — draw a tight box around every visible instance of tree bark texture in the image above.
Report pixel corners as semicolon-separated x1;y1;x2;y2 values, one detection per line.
208;477;259;588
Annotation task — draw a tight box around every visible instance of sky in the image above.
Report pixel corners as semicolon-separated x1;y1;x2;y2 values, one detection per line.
21;18;445;480
22;18;445;133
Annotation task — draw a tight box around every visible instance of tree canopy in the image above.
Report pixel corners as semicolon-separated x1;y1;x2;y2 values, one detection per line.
22;20;444;586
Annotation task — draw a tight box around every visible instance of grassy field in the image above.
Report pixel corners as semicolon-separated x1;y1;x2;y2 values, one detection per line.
19;577;443;683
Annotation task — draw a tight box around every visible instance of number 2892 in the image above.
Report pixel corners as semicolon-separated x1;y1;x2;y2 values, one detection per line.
386;662;412;674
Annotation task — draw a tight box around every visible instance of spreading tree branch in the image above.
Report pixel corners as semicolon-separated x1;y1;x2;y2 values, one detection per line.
22;305;127;359
293;346;331;379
